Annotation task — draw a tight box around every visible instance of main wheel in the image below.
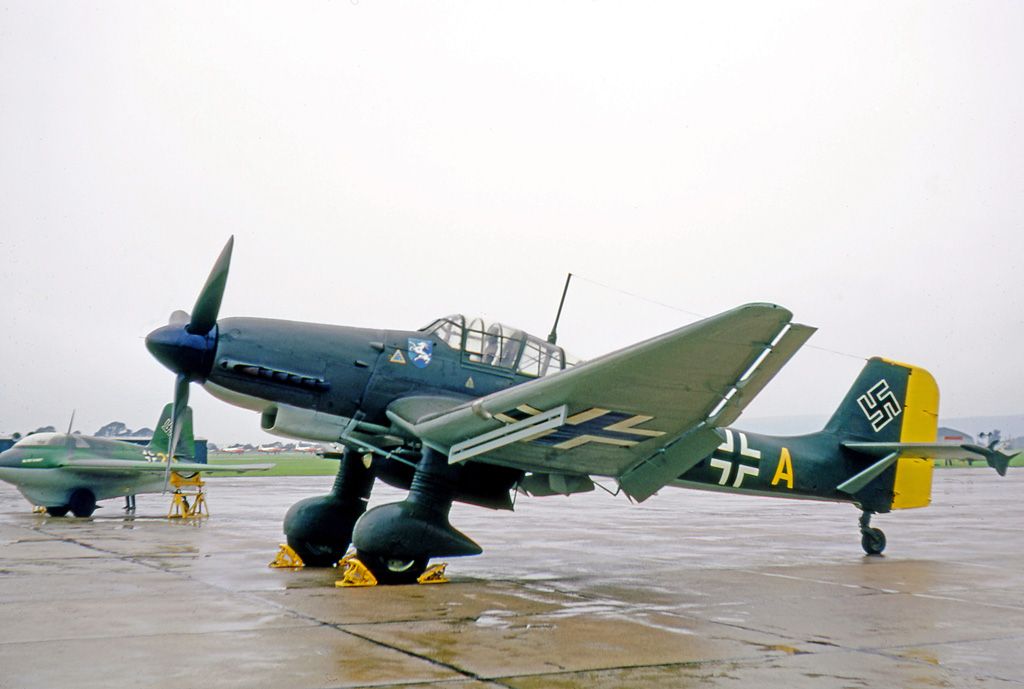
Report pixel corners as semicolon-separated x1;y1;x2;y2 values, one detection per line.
68;489;97;518
861;527;886;555
286;537;348;568
46;505;70;517
356;551;429;585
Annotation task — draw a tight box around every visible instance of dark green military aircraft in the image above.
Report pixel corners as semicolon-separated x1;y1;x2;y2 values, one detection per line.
145;238;1018;583
0;404;270;516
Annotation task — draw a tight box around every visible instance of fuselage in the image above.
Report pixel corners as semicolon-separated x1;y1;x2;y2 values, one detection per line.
199;315;566;434
0;434;167;506
674;427;892;509
173;315;900;514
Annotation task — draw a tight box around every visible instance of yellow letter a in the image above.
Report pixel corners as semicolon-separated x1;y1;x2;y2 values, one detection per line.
771;448;794;489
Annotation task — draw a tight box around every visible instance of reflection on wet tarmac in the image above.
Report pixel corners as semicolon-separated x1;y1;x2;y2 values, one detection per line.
1;471;1023;687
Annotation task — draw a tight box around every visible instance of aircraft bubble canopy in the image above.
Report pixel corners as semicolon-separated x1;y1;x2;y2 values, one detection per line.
420;315;580;377
13;433;65;447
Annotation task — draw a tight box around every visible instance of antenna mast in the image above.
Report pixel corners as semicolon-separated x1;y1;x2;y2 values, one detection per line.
547;273;573;344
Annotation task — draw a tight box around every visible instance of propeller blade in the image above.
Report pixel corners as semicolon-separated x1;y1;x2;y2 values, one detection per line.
162;373;190;492
189;236;234;336
168;310;190;326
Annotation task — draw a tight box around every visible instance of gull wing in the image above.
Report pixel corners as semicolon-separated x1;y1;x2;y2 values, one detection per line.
388;303;815;500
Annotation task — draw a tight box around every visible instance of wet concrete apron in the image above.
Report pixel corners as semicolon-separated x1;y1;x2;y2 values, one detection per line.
1;471;1022;688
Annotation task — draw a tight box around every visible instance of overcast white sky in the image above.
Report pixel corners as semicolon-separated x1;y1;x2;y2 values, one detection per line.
1;2;1021;443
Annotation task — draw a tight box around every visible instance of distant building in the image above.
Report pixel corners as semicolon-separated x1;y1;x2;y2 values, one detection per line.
937;427;973;444
0;435;18;453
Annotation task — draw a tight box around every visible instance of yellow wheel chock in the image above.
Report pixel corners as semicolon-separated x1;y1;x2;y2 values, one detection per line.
167;472;208;519
268;543;305;569
335;553;378;587
32;506;47;514
334;553;450;587
417;563;450;585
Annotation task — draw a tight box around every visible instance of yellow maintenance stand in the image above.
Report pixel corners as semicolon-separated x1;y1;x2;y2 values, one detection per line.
167;472;208;518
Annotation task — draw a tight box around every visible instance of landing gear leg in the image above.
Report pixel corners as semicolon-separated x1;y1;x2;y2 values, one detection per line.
859;510;886;555
352;447;480;585
124;495;136;513
282;448;374;567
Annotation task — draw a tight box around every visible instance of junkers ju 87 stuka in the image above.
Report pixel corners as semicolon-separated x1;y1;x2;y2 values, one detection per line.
144;238;1017;584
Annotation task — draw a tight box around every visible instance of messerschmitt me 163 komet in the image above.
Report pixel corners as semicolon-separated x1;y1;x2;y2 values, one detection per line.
0;404;270;517
144;238;1018;584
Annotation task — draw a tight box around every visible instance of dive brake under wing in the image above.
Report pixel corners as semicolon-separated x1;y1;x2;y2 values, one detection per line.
387;303;815;500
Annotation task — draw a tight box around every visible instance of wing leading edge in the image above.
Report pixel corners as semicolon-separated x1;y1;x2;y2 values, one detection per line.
64;459;273;473
388;303;814;500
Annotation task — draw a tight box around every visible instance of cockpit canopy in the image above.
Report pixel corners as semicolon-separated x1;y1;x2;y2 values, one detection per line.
14;432;63;447
12;432;139;454
14;432;90;448
420;315;580;377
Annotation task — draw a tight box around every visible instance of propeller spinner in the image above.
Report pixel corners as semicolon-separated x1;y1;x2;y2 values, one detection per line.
145;236;234;489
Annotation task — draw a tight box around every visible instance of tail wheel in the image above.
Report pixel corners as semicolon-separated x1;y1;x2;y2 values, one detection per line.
68;489;97;518
861;527;886;555
356;551;429;585
46;505;70;517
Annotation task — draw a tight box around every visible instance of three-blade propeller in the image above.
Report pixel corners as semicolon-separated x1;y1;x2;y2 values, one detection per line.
146;237;234;490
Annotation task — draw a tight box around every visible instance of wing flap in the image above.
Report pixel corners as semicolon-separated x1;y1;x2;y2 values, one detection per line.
618;423;723;501
709;323;817;427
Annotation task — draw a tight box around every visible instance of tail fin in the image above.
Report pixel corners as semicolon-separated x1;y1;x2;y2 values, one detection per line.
829;357;939;510
825;357;939;443
147;403;196;459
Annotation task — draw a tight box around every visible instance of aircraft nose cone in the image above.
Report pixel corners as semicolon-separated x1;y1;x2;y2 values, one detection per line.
145;323;218;381
0;450;21;469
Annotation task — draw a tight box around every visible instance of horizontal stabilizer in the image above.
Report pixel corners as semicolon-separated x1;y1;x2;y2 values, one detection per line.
836;452;899;495
843;441;1016;477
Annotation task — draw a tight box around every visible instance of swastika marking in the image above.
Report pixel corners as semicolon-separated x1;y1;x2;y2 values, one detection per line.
857;379;902;432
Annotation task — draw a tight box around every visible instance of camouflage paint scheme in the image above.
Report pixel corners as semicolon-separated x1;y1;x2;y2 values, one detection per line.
144;238;1016;581
0;404;269;515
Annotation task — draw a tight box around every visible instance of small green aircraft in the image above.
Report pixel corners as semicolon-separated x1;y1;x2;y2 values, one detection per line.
145;238;1019;583
0;404;270;517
